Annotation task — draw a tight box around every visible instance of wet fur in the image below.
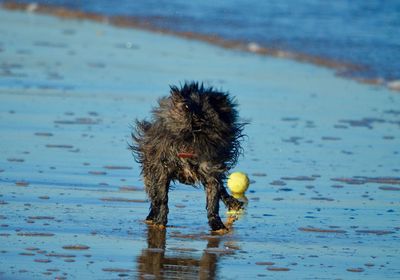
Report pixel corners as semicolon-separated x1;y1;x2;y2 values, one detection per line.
131;82;246;231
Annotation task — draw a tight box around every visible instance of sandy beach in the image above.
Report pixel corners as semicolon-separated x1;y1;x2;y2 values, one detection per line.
0;6;399;280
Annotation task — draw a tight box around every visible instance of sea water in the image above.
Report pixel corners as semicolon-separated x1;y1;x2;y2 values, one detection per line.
3;0;400;82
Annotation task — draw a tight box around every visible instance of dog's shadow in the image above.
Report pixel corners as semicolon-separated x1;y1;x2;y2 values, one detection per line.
137;204;247;280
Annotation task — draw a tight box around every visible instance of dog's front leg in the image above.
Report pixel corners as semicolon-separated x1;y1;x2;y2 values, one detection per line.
203;179;226;231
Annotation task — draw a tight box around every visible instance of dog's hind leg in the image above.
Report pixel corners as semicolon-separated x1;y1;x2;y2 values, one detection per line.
203;178;226;231
144;173;170;227
143;174;156;223
220;185;243;211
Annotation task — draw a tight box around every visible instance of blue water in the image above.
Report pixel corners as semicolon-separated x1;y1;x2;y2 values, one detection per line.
4;0;400;81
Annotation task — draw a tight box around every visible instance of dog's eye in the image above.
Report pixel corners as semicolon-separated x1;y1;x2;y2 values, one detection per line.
184;104;189;110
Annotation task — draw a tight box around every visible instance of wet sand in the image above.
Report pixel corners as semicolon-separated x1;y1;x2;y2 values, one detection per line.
1;7;400;280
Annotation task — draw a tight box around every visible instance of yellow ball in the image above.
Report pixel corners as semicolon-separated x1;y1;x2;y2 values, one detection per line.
227;172;249;194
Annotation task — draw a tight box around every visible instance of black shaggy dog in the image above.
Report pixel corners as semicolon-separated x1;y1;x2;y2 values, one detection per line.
132;82;246;231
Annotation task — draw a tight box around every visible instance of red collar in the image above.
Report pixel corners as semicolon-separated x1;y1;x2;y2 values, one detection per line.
177;152;196;159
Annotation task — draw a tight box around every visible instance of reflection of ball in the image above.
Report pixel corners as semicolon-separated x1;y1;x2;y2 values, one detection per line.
227;172;249;194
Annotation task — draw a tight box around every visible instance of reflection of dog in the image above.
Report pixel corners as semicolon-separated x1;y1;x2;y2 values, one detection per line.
137;227;221;279
132;82;246;231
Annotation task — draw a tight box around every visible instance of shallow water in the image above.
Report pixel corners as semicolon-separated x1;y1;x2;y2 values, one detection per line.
0;8;400;280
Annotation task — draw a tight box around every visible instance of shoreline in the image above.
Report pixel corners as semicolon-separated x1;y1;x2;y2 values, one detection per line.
2;1;399;92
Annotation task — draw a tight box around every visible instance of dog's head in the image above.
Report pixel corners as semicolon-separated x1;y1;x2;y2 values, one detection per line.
155;82;239;137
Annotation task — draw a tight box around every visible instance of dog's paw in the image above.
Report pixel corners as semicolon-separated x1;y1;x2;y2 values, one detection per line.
151;223;167;230
145;219;167;229
228;199;244;211
209;217;227;232
145;214;155;223
212;227;230;235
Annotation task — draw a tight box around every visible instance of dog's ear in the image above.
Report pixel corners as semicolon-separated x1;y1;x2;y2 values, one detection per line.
209;93;233;113
208;92;237;125
169;85;190;116
170;85;184;103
